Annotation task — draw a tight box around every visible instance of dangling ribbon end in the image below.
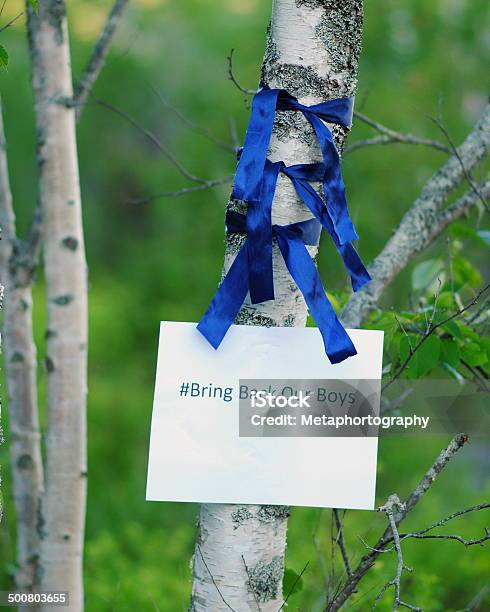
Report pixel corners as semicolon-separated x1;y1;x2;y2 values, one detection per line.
328;343;357;365
196;322;221;350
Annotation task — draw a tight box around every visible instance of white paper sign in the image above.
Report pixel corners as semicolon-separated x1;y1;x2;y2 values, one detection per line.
146;322;384;510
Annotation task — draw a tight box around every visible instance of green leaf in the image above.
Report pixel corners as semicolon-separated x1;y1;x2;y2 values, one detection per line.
452;255;483;289
461;342;487;367
0;45;9;70
412;335;441;377
412;258;444;291
440;339;460;368
449;223;490;247
28;0;40;11
283;567;304;598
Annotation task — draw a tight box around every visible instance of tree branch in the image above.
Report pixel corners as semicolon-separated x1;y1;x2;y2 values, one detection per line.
373;496;420;612
333;509;352;579
129;175;233;206
74;0;130;120
94;97;207;183
227;48;257;96
345;111;451;155
327;433;469;610
341;104;490;328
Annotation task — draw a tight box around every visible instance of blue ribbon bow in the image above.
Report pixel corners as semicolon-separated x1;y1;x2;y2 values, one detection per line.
197;88;370;364
246;158;371;305
197;211;357;364
232;87;358;245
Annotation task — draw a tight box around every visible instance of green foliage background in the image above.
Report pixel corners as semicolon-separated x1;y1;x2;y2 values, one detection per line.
1;0;489;610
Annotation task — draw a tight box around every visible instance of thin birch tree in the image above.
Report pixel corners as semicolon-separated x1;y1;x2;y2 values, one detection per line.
188;0;489;610
190;0;364;609
0;1;129;609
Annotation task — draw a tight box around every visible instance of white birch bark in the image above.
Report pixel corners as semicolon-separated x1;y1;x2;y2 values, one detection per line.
190;1;363;609
26;3;88;609
0;99;43;598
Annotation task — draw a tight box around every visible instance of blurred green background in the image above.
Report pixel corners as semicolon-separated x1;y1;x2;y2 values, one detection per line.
1;0;489;610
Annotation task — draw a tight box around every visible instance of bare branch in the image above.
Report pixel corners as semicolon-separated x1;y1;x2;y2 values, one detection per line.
227;48;257;96
382;283;490;392
74;0;130;120
94;97;207;183
341;104;490;328
327;433;469;610
129;175;233;206
401;502;489;540
148;83;236;153
435;179;490;228
333;509;352;579
430;112;488;211
346;111;450;155
0;10;23;34
373;496;420;612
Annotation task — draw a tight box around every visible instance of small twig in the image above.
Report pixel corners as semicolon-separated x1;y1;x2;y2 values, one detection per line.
426;277;442;333
277;561;310;612
349;111;451;155
0;10;23;34
383;284;490;392
227;48;257;96
312;509;330;589
327;434;469;611
197;545;236;612
373;496;418;612
241;555;262;612
74;0;130;120
148;82;236;153
333;510;352;578
129;175;233;205
430;113;489;211
93;96;207;184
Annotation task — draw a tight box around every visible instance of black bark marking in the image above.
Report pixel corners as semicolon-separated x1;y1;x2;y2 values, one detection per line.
257;505;290;524
10;351;25;363
45;328;58;339
51;294;74;306
61;236;78;251
47;0;67;46
231;506;253;529
45;357;55;374
36;499;47;540
247;556;283;603
17;454;34;470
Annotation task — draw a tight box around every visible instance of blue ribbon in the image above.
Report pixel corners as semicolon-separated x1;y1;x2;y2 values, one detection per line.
197;211;357;364
246;158;371;305
232;87;357;245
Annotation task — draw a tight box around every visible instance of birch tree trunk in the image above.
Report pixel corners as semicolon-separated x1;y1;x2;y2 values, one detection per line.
0;100;43;598
190;1;363;609
26;3;88;608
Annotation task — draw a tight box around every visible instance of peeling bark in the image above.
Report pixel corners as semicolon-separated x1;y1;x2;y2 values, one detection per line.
26;2;88;608
190;1;363;609
0;99;43;602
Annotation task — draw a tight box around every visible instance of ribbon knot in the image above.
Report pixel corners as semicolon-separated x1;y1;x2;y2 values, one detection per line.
232;87;358;245
246;158;370;305
197;211;357;364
